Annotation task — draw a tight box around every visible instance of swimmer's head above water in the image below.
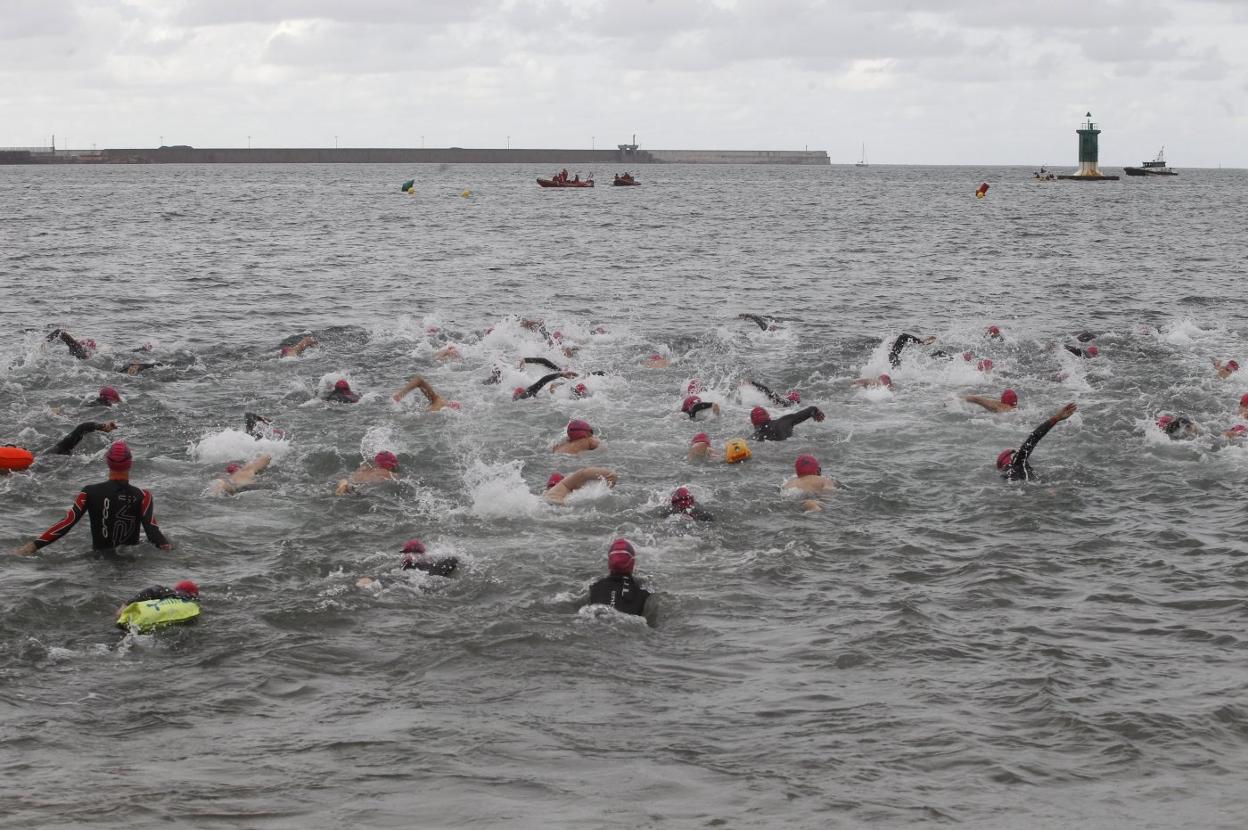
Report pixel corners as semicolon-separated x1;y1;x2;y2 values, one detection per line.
794;454;821;477
566;419;594;441
607;538;636;574
373;451;399;471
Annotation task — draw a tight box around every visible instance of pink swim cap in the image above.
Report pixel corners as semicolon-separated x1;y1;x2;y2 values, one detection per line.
402;539;426;554
978;359;994;372
374;451;399;471
573;383;589;398
750;406;770;427
106;441;133;471
879;374;892;388
987;325;1001;337
334;379;351;392
1156;415;1175;429
687;378;703;395
962;352;974;362
174;579;199;598
671;487;695;510
1228;360;1240;372
607;538;636;574
691;432;711;446
279;346;293;357
448;400;463;410
551;331;563;342
1230;425;1247;435
786;390;801;403
682;395;701;413
649;353;663;361
794;454;820;477
1086;346;1099;357
98;386;121;405
225;462;241;474
1240;393;1248;407
546;472;564;489
512;386;527;400
1000;388;1018;407
567;419;593;440
996;448;1015;470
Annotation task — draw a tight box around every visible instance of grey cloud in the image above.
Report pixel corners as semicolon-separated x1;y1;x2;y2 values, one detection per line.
173;0;496;27
0;0;80;40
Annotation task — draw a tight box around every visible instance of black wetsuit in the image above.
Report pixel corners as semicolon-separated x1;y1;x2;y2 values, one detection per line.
402;556;459;577
888;333;925;368
1064;345;1096;359
522;357;562;372
740;314;773;331
326;389;360;404
1002;418;1059;482
47;422;108;455
753;406;823;442
1074;331;1098;343
245;412;270;437
33;479;171;551
515;372;564;399
684;401;716;419
1162;416;1196;439
125;585;197;605
47;329;89;360
588;574;651;616
660;505;714;522
747;380;793;407
120;362;160;375
484;366;503;385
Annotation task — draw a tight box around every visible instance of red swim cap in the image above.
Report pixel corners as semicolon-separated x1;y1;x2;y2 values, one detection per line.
280;346;293;357
1000;388;1018;407
1230;424;1247;435
691;432;710;446
174;579;199;599
687;378;703;395
573;383;589;398
682;395;701;413
987;325;1001;337
607;538;635;574
567;419;593;440
786;390;801;403
996;448;1015;470
546;472;564;489
962;352;974;361
750;406;770;426
649;353;662;361
1156;415;1175;429
978;359;994;372
1228;360;1240;372
879;374;892;388
512;386;526;400
402;538;426;554
551;330;563;341
334;379;351;392
225;462;241;474
98;386;121;405
106;441;132;471
1240;393;1248;407
671;486;695;510
1086;346;1099;357
794;454;820;477
374;451;399;471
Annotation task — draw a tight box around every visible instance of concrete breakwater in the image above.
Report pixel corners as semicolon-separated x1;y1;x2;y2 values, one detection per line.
0;147;830;166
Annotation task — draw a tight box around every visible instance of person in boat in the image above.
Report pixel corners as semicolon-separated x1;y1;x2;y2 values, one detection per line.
47;329;96;360
560;168;569;182
116;580;200;632
963;388;1019;414
553;420;600;454
280;335;318;358
543;468;618;504
335;451;399;495
782;454;838;512
573;173;580;182
996;403;1077;482
585;538;653;619
209;454;272;496
14;441;173;556
393;375;457;411
1156;415;1199;440
1213;359;1240;379
660;486;713;522
750;405;825;442
888;333;938;367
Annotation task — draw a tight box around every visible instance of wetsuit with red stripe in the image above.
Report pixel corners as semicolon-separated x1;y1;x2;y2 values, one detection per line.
33;480;170;551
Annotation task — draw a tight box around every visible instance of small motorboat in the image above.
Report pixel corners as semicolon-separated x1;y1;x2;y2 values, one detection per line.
1124;147;1177;176
1032;167;1056;181
537;171;594;188
612;172;640;186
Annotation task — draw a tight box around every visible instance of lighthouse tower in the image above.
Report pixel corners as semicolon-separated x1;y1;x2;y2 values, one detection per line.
1059;112;1119;181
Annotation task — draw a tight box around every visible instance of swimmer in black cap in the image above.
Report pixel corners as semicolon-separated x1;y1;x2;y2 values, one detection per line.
995;403;1077;482
888;333;937;368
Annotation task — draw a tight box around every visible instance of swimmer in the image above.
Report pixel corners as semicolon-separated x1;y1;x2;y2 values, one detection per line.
963;388;1018;414
996;402;1077;482
335;451;399;495
851;374;893;390
116;580;199;616
681;395;720;420
355;539;459;590
643;353;670;369
47;329;95;360
746;380;800;407
483;366;503;385
553;420;600;454
585;538;654;618
751;405;825;442
95;386;122;407
571;382;591;399
393;375;456;411
513;371;576;400
986;325;1003;340
543;468;618;504
782;454;838;512
115;579;200;631
1223;424;1247;440
1213;359;1240;379
280;335;318;358
660;486;713;521
521;357;562;372
1074;331;1098;343
688;432;713;460
209;454;272;496
738;313;778;332
120;361;161;375
1064;344;1099;359
244;412;282;438
47;421;118;455
14;441;173;555
888;333;937;368
1156;415;1199;440
1239;393;1248;420
434;344;461;361
326;379;360;403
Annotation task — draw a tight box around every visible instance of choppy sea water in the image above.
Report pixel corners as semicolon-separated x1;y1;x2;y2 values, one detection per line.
2;162;1248;829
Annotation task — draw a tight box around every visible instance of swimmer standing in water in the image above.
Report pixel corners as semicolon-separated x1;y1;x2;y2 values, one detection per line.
585;539;654;620
996;403;1077;482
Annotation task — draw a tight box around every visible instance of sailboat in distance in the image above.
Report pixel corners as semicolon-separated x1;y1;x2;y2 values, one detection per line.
855;143;868;167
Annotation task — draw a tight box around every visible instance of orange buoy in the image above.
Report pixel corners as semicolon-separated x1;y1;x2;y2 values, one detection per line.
975;182;990;199
0;446;35;472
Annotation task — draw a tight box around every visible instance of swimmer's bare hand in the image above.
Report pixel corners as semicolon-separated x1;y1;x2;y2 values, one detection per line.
13;542;36;556
1055;403;1077;421
921;336;937;345
813;408;826;422
100;421;118;433
159;544;173;551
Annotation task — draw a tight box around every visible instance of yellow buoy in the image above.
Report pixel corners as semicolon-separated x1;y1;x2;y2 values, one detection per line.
461;190;472;198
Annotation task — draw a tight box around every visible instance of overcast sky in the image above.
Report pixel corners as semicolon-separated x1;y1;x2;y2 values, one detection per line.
2;0;1245;165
